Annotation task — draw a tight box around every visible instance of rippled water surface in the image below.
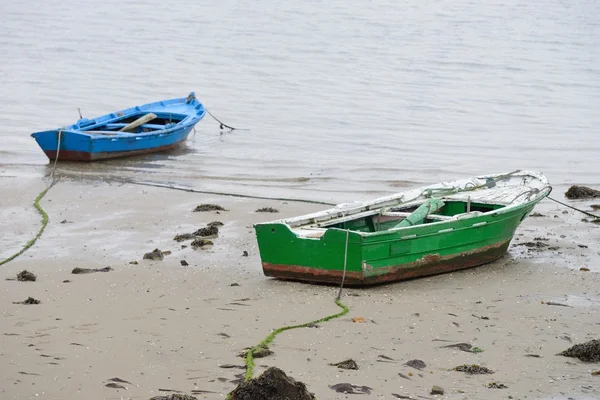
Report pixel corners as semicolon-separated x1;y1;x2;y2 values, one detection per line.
2;0;599;202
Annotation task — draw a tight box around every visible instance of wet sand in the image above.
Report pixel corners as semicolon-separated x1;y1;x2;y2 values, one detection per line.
1;176;599;400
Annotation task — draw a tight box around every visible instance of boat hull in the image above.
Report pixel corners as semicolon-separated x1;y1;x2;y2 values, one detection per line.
254;171;550;286
262;238;511;286
36;126;193;161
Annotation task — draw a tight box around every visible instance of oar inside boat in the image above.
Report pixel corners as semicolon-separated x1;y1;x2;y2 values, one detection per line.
392;198;445;229
118;113;158;133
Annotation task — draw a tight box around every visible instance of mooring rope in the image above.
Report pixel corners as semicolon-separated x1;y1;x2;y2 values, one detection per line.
242;299;350;383
547;196;600;220
205;108;248;131
0;186;52;266
118;179;336;206
236;228;352;398
0;131;62;266
336;229;350;301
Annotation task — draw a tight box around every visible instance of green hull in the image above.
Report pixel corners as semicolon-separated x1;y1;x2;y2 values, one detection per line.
254;170;550;286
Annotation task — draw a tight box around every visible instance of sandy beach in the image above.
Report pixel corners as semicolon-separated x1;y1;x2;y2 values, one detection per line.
1;175;599;400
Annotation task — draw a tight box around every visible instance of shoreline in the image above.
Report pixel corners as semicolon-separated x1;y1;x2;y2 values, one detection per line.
1;174;599;400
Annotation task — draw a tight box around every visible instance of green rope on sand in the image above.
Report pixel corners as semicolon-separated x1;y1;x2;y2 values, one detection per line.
0;186;51;266
243;299;350;382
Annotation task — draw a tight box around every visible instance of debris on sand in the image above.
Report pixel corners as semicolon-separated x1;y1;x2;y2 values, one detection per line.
513;241;549;250
541;301;572;307
256;207;279;213
440;343;474;352
193;226;219;237
242;251;249;257
405;359;426;370
149;396;198;400
592;370;600;376
431;385;444;395
174;225;219;242
105;383;126;389
565;185;600;200
143;249;167;260
72;267;113;274
329;359;359;370
194;204;227;212
180;260;189;266
108;377;131;384
453;364;494;374
229;366;316;400
487;382;508;389
591;204;600;211
238;345;273;359
208;221;224;227
530;212;545;217
392;394;415;399
329;383;372;394
191;239;213;250
173;233;195;242
17;270;37;282
13;297;41;305
558;339;600;362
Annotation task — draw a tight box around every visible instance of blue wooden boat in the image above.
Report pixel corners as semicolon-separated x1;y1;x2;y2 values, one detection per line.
31;92;205;161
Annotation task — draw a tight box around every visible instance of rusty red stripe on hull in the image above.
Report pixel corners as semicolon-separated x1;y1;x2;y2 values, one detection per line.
262;239;511;286
43;141;184;161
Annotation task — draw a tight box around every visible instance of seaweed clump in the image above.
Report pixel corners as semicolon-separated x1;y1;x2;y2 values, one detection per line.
17;270;37;282
256;207;279;213
565;186;600;199
329;359;359;370
454;364;494;374
558;339;600;362
229;367;315;400
194;204;227;212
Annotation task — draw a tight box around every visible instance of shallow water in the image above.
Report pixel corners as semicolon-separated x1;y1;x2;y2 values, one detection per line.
1;0;599;203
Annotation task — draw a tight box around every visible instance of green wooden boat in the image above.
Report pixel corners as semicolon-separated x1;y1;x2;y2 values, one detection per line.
254;170;551;286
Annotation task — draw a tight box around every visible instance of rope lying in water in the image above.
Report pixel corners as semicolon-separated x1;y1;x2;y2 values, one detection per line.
242;299;350;382
205;108;248;131
119;179;336;206
546;196;600;219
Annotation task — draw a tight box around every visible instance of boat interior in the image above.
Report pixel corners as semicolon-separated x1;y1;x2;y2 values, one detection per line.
305;198;506;234
78;112;188;135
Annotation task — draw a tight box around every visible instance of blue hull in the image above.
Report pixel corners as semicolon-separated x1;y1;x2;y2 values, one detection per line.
32;92;205;161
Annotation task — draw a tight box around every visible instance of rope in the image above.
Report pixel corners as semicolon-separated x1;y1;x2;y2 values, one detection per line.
547;196;600;219
242;299;350;382
0;130;62;266
0;186;51;266
336;229;350;301
237;228;353;395
49;129;62;184
205;108;248;131
117;179;336;206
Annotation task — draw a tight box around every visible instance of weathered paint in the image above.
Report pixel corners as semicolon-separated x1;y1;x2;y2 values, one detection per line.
262;239;510;286
254;170;551;286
